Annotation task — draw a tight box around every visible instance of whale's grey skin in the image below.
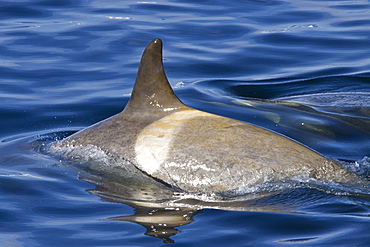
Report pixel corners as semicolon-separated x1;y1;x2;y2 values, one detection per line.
49;38;356;193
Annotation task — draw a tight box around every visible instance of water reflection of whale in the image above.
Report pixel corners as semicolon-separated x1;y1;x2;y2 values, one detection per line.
80;162;370;244
78;163;306;243
76;161;291;243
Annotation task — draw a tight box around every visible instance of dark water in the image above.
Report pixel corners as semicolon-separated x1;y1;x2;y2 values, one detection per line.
1;0;370;245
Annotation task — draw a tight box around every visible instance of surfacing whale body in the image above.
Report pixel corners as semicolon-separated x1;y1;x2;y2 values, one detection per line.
49;38;356;193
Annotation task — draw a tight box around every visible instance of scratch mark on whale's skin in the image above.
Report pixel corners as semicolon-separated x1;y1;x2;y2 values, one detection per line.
49;38;357;193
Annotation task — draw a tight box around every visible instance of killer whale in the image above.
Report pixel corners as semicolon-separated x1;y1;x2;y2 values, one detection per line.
49;38;356;193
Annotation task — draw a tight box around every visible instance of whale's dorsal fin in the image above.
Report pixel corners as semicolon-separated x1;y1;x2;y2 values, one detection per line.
123;39;187;116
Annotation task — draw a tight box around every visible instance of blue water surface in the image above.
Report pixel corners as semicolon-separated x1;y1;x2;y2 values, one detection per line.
1;0;370;246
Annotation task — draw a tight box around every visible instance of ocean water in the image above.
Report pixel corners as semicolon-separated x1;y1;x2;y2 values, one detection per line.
1;0;370;246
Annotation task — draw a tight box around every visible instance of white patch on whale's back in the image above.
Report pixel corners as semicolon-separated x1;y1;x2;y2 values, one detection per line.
134;110;209;174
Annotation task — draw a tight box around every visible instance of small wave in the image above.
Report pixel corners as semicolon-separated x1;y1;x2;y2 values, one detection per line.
345;156;370;179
